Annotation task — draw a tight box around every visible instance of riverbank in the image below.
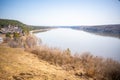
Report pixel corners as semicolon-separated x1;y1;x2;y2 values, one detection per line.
0;28;120;80
1;43;120;80
34;28;120;61
30;29;51;34
30;27;56;35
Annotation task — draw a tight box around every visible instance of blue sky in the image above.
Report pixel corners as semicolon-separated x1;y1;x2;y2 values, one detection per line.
0;0;120;26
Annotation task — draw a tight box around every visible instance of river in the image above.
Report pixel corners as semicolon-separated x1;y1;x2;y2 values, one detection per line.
35;28;120;61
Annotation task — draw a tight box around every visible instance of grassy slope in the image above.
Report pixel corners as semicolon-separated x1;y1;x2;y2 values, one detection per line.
0;46;81;80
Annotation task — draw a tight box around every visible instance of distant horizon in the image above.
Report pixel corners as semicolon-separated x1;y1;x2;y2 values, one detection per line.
1;18;120;27
0;0;120;26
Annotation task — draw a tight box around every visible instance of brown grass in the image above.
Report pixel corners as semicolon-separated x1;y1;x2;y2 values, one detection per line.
2;34;120;80
0;46;80;80
28;45;120;80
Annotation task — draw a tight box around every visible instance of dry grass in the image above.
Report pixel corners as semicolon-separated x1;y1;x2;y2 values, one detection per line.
0;46;80;80
2;34;120;80
28;45;120;80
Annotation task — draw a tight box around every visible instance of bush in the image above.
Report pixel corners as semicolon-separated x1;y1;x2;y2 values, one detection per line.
29;47;120;80
8;34;38;48
6;33;11;38
4;33;11;42
102;58;120;80
8;40;21;48
25;35;37;48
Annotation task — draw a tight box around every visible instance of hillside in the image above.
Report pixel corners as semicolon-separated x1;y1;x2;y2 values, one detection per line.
70;24;120;38
0;19;52;32
0;46;81;80
0;19;120;80
0;19;29;30
1;44;120;80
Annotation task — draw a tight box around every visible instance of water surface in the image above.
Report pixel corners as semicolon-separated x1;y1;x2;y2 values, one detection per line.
35;28;120;61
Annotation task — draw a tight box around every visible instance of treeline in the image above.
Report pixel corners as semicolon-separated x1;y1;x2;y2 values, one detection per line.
70;24;120;38
0;19;52;31
0;19;30;33
71;24;120;33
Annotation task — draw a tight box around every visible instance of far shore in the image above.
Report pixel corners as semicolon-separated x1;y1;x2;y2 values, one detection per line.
29;28;52;34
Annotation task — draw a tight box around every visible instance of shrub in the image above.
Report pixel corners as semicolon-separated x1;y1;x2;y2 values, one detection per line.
13;32;20;41
6;33;11;38
25;35;37;48
102;58;120;80
29;47;120;80
5;33;11;42
7;34;38;48
8;40;21;48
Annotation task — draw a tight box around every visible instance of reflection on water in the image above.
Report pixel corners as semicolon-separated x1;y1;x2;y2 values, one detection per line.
35;28;120;61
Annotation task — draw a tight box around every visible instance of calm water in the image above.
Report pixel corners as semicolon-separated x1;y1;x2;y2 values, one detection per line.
35;28;120;61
